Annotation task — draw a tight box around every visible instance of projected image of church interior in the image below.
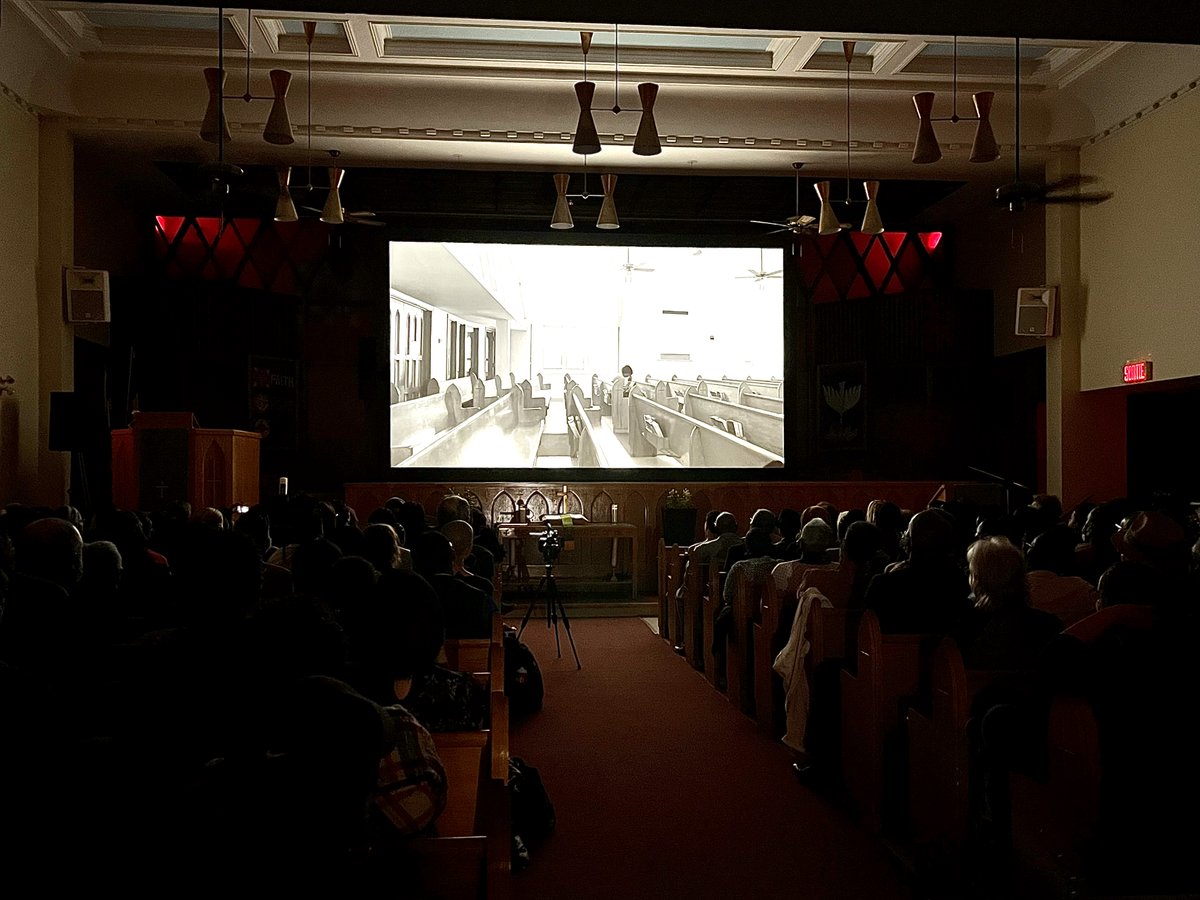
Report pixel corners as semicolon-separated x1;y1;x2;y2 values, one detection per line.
389;243;785;469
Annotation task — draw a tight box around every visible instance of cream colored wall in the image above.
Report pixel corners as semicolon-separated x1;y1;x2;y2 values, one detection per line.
0;89;42;505
1079;84;1200;390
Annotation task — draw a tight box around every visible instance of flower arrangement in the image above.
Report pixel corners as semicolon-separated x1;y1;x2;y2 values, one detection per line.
0;375;15;397
665;487;693;509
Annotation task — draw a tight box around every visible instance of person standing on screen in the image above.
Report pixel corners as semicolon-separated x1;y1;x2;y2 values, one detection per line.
613;365;635;433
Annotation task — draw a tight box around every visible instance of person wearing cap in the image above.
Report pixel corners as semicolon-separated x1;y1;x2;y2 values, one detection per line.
771;518;837;598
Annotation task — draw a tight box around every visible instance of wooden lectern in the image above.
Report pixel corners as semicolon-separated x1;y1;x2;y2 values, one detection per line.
112;412;261;511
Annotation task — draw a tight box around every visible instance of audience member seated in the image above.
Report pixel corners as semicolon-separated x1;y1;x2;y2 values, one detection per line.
725;508;778;569
673;511;741;653
290;538;345;607
836;508;866;544
772;518;837;597
774;508;803;560
692;510;720;549
1025;525;1100;627
864;508;971;634
350;573;487;734
1110;509;1194;614
866;499;904;562
363;522;414;574
1064;560;1160;644
955;537;1063;672
233;506;292;602
441;519;496;609
436;495;495;582
1074;499;1133;585
411;531;492;639
797;520;888;611
713;526;778;665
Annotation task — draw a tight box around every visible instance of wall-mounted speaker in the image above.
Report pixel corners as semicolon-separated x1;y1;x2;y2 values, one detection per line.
1015;286;1058;337
64;267;111;323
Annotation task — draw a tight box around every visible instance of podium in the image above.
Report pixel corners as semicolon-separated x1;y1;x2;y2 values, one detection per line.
112;412;261;511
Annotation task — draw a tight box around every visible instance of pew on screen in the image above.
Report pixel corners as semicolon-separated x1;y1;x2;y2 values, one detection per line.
388;242;785;470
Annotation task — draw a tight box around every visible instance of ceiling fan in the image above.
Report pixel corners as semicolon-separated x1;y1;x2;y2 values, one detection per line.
619;249;654;275
736;248;783;281
752;162;819;235
995;36;1113;212
291;150;385;227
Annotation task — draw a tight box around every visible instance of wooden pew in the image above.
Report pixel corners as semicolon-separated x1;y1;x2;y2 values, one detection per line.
904;638;1011;855
1009;696;1100;884
401;392;522;467
682;391;784;456
724;566;773;715
657;539;686;644
514;380;548;425
628;394;784;467
840;611;939;832
565;387;609;466
390;382;473;465
700;563;722;686
679;553;705;668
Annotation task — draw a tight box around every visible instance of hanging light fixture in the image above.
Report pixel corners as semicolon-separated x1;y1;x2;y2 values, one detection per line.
550;174;574;229
275;165;298;222
911;36;1000;165
200;8;294;146
815;42;883;235
321;167;344;225
596;174;620;229
571;26;661;157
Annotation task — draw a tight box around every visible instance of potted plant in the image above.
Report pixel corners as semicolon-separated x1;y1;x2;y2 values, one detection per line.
662;487;697;545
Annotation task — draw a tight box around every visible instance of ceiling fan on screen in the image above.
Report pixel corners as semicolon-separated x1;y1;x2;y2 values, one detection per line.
752;162;819;235
736;249;783;282
618;249;655;275
994;37;1113;213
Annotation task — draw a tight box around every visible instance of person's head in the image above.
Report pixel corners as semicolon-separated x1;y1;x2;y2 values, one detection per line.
904;509;958;566
353;571;446;694
843;520;883;567
778;508;802;542
800;505;827;527
867;500;903;533
1097;560;1162;609
967;536;1028;612
172;526;264;621
621;365;633;378
234;506;273;556
367;507;400;529
742;526;774;558
81;540;122;594
837;509;866;543
749;508;777;534
362;523;403;572
436;495;471;528
1026;524;1079;576
193;506;226;531
326;555;379;621
412;531;456;578
1112;510;1190;577
702;510;720;540
714;512;739;536
799;518;835;562
441;519;475;569
17;517;84;590
394;501;425;546
290;538;345;601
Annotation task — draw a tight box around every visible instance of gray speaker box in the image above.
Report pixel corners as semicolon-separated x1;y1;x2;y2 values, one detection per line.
1015;286;1057;337
64;267;111;323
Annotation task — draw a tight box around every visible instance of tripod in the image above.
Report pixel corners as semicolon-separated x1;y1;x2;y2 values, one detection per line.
517;560;581;669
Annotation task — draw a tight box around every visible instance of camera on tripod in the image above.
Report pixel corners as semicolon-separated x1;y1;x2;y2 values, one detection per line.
537;527;562;564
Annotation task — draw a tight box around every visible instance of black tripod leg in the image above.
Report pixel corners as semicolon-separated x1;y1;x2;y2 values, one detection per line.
516;582;542;640
554;593;582;670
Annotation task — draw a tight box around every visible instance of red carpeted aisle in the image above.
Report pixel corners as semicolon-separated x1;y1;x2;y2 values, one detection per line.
509;616;914;900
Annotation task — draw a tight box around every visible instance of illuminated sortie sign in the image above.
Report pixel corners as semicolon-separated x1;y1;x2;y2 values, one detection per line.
1122;359;1153;384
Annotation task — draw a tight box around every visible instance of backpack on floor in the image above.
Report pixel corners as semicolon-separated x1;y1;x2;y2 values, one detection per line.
504;633;544;716
509;755;555;868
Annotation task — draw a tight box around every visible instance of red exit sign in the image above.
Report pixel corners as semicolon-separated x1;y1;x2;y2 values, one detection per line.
1123;359;1153;383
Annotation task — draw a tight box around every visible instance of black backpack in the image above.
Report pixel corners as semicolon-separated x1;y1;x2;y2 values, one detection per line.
508;756;555;868
504;633;544;717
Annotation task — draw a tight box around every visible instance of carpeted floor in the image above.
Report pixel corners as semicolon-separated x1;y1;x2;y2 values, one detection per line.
508;616;915;900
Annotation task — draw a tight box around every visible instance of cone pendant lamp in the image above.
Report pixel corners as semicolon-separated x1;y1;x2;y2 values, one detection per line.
201;67;230;144
550;173;574;229
633;83;661;155
263;69;295;145
968;91;999;162
596;174;619;229
860;181;884;234
815;181;839;235
321;167;345;225
573;81;601;155
274;166;298;222
911;91;941;164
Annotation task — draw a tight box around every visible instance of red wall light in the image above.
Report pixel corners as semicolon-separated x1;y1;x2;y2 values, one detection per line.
1122;359;1153;384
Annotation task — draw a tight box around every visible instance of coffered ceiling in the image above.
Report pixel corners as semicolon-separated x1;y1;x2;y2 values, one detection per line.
4;3;1200;219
